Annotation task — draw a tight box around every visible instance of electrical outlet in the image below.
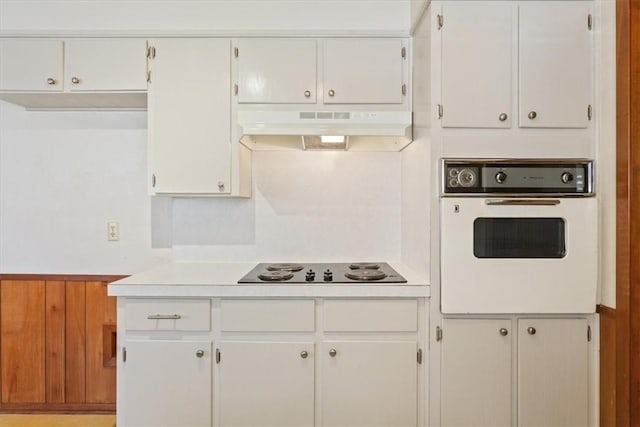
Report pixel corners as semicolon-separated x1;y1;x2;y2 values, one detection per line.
107;222;119;241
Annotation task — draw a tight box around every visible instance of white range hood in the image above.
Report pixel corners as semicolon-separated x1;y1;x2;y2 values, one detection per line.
238;110;413;151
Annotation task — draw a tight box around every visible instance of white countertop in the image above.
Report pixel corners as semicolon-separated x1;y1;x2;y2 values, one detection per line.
108;262;430;298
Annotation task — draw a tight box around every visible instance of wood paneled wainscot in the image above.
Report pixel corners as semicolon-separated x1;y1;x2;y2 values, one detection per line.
0;275;123;412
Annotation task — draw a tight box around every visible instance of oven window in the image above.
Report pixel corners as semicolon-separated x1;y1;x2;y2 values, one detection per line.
473;218;566;258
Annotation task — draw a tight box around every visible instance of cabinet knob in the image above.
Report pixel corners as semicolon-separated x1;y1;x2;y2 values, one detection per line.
499;328;508;336
527;327;537;335
71;77;80;84
498;113;508;122
328;89;335;97
196;350;205;358
217;181;225;191
46;78;56;85
304;90;311;98
528;111;537;120
329;348;337;357
300;351;308;359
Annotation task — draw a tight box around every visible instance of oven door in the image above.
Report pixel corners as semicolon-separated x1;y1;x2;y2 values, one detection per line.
440;197;597;313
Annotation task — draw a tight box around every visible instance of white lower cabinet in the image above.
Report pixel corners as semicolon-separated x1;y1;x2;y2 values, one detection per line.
322;340;418;427
440;317;590;427
122;339;212;427
218;341;315;426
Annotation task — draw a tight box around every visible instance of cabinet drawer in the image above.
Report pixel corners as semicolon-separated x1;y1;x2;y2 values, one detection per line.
125;299;211;331
323;299;418;332
221;300;315;332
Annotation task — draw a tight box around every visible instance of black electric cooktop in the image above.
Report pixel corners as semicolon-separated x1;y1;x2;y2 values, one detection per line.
238;262;407;284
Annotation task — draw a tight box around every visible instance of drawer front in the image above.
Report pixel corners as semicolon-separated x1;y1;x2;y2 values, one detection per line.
125;299;211;331
221;299;315;332
323;299;418;332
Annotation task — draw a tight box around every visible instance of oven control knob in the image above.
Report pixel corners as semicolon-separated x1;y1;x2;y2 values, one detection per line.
561;172;574;184
495;171;508;184
457;169;477;188
305;269;315;282
323;270;333;282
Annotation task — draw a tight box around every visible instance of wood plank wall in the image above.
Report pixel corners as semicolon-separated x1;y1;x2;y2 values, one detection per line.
0;275;123;413
613;0;640;425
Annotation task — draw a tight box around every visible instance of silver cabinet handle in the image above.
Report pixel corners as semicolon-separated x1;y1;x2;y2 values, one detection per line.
329;348;337;357
498;113;508;122
71;77;80;84
147;314;181;320
527;327;537;335
300;351;308;359
304;90;311;98
217;181;225;191
47;78;56;85
328;89;335;97
528;111;537;119
499;328;508;336
196;350;205;358
485;199;560;206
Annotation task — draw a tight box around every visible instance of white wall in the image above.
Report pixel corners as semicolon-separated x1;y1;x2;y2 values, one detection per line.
0;0;411;34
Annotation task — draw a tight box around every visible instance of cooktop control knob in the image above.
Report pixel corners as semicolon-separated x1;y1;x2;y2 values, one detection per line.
305;269;315;282
495;171;507;184
323;269;333;282
457;169;477;188
561;172;574;184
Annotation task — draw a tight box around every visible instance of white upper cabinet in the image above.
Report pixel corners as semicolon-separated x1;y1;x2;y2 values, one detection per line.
438;2;592;129
0;39;64;91
236;39;317;104
147;38;232;195
66;39;147;91
519;4;592;128
441;5;513;128
323;38;405;104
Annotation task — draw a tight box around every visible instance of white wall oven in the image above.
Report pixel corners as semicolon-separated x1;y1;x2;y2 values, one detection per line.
440;159;597;314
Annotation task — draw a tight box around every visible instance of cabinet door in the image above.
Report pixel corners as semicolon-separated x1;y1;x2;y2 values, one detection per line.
236;39;317;103
519;4;592;128
322;341;417;427
122;340;212;427
148;38;231;194
441;319;512;427
518;319;589;427
323;39;404;104
219;341;315;426
67;39;147;91
441;5;513;128
0;39;63;91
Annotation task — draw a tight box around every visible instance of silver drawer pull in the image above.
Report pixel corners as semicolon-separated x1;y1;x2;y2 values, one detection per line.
147;314;182;320
485;199;560;206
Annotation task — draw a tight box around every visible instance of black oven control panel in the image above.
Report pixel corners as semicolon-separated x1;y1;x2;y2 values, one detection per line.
442;159;594;195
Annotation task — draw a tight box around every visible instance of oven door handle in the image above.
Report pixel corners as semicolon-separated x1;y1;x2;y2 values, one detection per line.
485;199;561;206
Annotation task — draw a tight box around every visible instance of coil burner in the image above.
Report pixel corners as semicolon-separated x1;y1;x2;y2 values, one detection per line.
349;263;380;270
266;263;304;272
257;271;294;281
344;269;387;281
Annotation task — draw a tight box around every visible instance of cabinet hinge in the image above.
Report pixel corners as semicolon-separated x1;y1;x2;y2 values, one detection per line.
588;14;593;30
122;347;127;362
234;84;238;96
147;71;151;83
437;14;443;30
436;326;443;342
588;104;593;121
588;325;592;342
151;174;156;188
402;84;407;96
401;46;406;59
417;348;423;364
234;47;239;58
437;104;443;119
216;348;221;364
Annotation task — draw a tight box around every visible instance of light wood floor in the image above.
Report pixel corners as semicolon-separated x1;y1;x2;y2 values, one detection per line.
0;414;115;427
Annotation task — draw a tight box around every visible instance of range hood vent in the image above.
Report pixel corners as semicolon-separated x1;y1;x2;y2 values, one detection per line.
238;110;413;151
